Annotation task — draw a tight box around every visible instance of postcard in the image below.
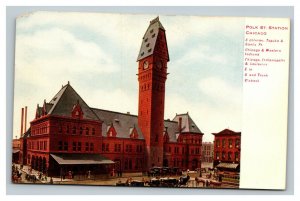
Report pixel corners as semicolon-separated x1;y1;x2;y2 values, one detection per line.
11;12;290;190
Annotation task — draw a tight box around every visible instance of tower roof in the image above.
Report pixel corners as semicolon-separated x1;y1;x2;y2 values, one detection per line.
173;113;203;134
137;16;169;61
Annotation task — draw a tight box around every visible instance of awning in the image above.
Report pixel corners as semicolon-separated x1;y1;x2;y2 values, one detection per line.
216;163;239;169
50;154;115;165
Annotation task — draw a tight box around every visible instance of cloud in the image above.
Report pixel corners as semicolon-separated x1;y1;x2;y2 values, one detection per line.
166;16;244;48
15;27;120;88
198;77;242;107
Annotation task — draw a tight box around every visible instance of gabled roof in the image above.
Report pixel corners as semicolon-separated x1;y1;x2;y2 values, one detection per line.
46;83;99;121
137;17;169;61
212;129;241;136
173;113;203;134
92;108;144;140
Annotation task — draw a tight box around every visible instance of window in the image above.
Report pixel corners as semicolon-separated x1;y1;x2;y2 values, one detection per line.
86;127;89;135
66;125;69;134
72;126;76;135
191;149;194;154
182;147;185;154
216;140;220;148
235;139;240;148
216;152;220;159
235;152;239;161
124;159;128;170
78;142;81;151
228;152;232;160
37;141;40;150
92;128;95;135
229;139;233;148
135;158;139;170
58;141;62;150
64;142;68;151
90;143;94;151
129;159;132;169
80;127;83;135
126;145;132;152
222;151;226;160
73;142;76;151
44;141;47;150
85;142;89;151
222;139;226;148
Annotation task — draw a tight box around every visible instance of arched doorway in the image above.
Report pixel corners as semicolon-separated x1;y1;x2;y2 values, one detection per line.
114;159;121;177
192;159;198;170
42;157;47;173
38;156;42;172
31;156;35;169
163;159;168;167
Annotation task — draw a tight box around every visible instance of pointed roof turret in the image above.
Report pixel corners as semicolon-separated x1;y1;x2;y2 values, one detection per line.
172;113;203;134
45;83;99;121
137;16;169;61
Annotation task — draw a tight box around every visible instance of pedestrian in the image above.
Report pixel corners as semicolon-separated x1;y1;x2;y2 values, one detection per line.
49;177;53;184
87;170;91;179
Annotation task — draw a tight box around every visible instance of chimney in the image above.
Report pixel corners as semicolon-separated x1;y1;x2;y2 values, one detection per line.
24;106;27;132
20;108;24;135
178;117;182;134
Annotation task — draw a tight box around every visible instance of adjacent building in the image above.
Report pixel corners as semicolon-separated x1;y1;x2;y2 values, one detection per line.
212;129;241;172
201;142;214;163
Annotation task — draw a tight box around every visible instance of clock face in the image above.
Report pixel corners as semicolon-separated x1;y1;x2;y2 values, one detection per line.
143;61;149;69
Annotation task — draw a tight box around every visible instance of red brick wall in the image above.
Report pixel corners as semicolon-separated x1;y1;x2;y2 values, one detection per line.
213;134;241;165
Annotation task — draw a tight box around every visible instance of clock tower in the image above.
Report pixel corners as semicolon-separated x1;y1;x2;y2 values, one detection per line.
137;17;169;169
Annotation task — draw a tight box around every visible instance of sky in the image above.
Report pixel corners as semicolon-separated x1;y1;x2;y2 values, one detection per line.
13;12;244;142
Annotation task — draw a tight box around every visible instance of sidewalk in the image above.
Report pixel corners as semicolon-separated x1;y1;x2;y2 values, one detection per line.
15;164;73;184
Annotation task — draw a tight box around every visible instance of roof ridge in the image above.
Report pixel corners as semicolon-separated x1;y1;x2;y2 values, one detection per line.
91;107;138;117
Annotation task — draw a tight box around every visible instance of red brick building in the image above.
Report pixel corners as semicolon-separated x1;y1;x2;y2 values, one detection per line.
18;17;204;176
212;129;241;172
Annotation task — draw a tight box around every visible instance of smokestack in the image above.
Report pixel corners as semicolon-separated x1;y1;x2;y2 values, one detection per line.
20;108;24;135
24;106;27;132
178;117;182;134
